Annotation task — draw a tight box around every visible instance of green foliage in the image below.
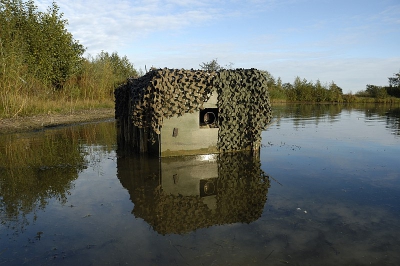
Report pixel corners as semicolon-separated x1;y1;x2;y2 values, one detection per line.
356;70;400;100
0;0;138;118
342;92;357;103
271;76;344;103
386;86;400;98
0;0;85;88
328;82;343;102
386;70;400;98
365;84;388;99
66;51;138;101
263;69;400;103
94;51;137;87
199;58;222;71
261;71;286;101
199;58;235;71
388;71;400;87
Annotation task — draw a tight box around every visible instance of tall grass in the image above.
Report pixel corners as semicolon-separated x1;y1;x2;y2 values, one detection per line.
1;41;30;117
0;53;129;118
0;0;135;118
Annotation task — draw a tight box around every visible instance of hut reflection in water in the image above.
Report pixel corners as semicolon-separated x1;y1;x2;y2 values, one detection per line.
117;149;270;235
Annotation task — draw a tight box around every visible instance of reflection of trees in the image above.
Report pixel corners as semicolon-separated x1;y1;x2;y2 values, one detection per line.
0;122;116;232
361;106;400;136
272;104;342;128
117;151;270;235
272;104;400;135
385;108;400;135
350;104;400;136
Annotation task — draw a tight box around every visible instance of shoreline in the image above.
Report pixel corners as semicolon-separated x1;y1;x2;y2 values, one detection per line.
0;108;115;134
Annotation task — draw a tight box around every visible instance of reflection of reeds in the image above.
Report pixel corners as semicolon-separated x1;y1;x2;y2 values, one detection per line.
0;121;116;230
2;133;82;171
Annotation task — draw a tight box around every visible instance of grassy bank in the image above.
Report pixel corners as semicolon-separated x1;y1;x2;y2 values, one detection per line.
1;95;114;119
1;85;115;119
0;50;133;119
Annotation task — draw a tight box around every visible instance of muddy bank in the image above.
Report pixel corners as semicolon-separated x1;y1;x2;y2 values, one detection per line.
0;108;115;134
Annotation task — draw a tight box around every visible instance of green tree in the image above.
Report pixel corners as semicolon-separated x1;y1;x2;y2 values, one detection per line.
260;71;286;100
28;1;85;88
283;82;296;101
366;84;387;99
388;71;400;87
328;81;343;102
96;51;137;85
387;70;400;98
0;0;85;89
314;80;327;102
293;76;313;101
261;70;275;88
199;58;223;71
73;51;137;101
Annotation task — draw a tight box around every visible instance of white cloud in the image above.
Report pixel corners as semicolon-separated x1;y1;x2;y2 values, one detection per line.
36;0;224;54
34;0;400;93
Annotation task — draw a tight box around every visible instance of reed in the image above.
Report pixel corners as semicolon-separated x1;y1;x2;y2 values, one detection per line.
0;54;126;118
1;1;135;119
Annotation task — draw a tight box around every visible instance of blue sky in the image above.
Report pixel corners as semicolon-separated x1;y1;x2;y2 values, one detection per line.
36;0;400;93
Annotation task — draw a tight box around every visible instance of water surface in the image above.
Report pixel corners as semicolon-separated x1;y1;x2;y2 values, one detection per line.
1;104;400;265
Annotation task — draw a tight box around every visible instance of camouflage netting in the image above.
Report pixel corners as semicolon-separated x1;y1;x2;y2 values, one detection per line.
216;69;272;151
115;68;272;152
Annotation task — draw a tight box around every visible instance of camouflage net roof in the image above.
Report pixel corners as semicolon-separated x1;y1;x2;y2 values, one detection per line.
115;68;272;151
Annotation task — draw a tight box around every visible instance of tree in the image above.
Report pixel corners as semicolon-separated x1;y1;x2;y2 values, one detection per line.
314;80;327;102
328;81;343;102
261;70;275;88
29;1;85;88
387;71;400;98
388;71;400;87
0;0;85;89
199;58;223;71
283;82;296;101
366;84;387;99
94;51;138;86
293;76;313;101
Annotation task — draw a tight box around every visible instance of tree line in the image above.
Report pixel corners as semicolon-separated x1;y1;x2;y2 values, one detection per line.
200;59;400;103
355;71;400;99
255;69;400;103
1;0;137;117
200;59;345;102
263;72;345;102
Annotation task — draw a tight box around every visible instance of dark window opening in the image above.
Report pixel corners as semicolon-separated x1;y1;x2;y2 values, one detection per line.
200;108;219;128
200;178;218;197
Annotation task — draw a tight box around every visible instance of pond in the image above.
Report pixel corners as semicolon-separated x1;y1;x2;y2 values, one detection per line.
1;104;400;265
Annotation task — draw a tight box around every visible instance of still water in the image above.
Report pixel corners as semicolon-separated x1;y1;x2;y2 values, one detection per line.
1;104;400;265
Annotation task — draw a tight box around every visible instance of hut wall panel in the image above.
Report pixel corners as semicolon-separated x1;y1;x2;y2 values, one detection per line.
160;112;218;157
